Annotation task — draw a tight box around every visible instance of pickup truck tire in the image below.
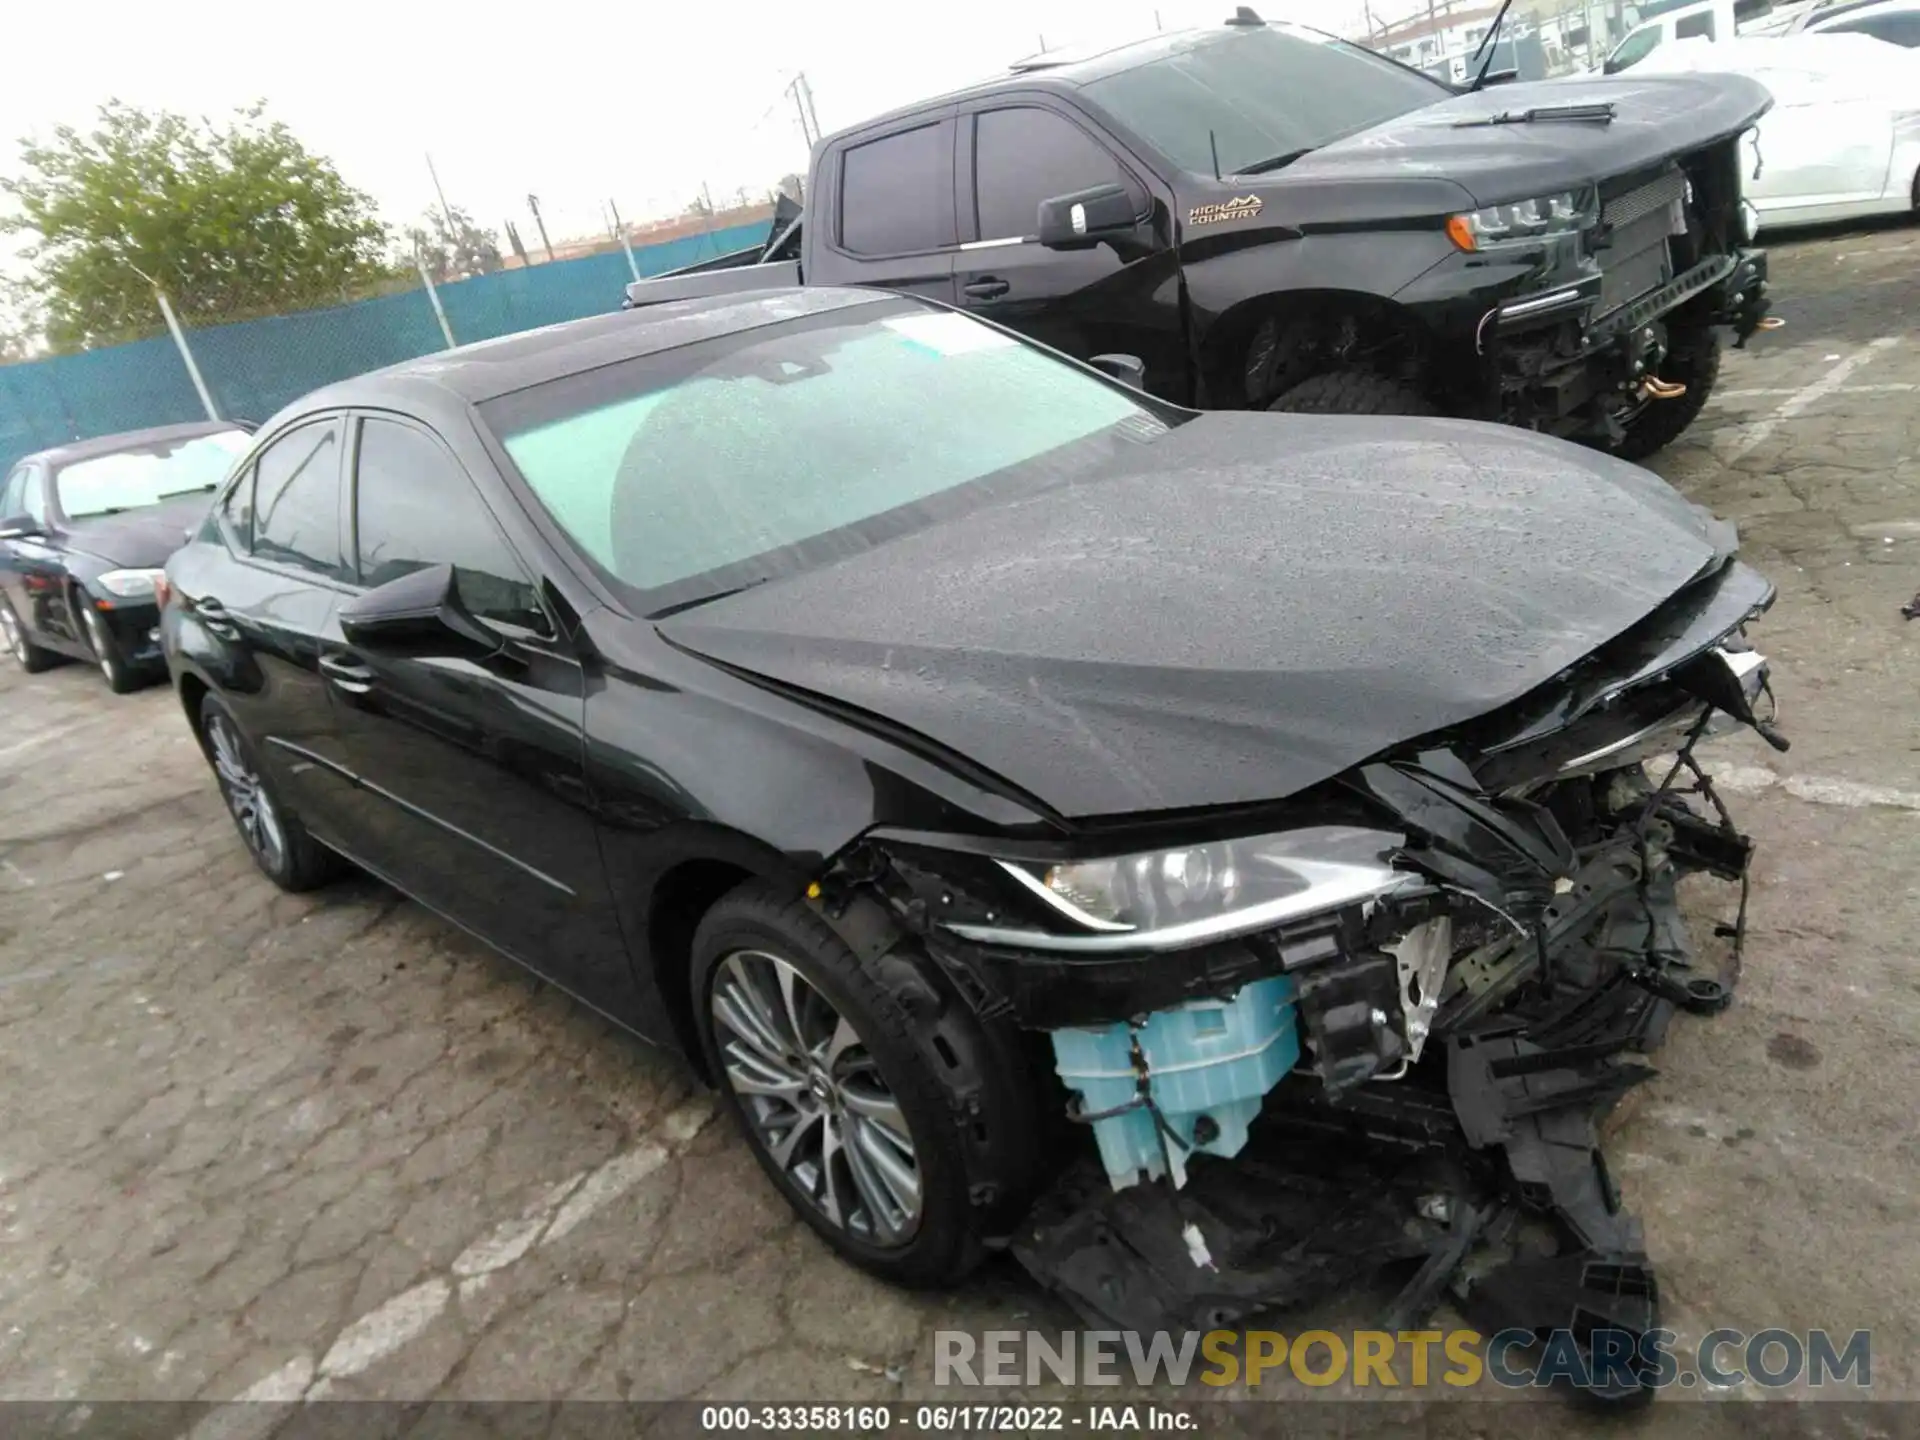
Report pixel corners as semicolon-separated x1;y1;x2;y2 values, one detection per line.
1267;369;1437;417
1601;329;1721;464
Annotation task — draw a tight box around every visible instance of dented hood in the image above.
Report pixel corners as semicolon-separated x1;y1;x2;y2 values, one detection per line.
663;415;1737;818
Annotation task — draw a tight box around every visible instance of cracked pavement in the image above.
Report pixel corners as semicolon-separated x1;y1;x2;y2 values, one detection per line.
2;223;1917;1426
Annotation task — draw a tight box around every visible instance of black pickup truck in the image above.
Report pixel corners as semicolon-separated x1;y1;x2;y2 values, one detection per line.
624;10;1776;459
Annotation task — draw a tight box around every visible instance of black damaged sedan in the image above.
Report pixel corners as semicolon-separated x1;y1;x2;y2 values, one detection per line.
161;289;1782;1386
2;421;254;691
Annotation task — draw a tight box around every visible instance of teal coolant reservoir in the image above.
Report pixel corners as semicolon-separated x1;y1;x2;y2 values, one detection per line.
1047;973;1300;1190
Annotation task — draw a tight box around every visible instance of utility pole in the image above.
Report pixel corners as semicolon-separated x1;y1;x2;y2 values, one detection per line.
425;153;459;237
505;220;529;267
526;194;555;263
787;72;821;147
799;73;820;144
607;199;640;281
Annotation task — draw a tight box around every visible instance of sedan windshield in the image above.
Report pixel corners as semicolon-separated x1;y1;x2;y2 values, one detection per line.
55;429;254;520
483;299;1172;614
1083;25;1451;176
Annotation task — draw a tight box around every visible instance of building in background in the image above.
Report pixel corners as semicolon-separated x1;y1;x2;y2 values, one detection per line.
1356;0;1641;75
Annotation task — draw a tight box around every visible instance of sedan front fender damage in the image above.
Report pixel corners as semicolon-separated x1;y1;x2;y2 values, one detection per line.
804;633;1777;1401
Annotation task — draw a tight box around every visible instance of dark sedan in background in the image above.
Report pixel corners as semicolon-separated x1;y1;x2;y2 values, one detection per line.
0;421;254;691
159;289;1781;1387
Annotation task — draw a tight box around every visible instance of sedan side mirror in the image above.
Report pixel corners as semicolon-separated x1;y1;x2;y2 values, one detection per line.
339;562;500;656
0;514;41;541
1089;354;1148;389
1037;184;1138;251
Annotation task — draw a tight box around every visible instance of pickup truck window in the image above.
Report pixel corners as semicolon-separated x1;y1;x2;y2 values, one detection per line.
486;299;1166;612
1606;24;1664;70
974;108;1133;242
839;122;956;256
1082;25;1448;177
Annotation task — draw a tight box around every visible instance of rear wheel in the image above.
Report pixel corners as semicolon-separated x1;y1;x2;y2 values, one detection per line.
0;595;58;674
1599;327;1721;463
692;882;1044;1287
1267;369;1438;416
198;695;340;891
78;600;139;694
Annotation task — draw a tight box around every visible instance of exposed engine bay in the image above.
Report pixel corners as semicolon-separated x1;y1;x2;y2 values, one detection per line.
803;556;1784;1399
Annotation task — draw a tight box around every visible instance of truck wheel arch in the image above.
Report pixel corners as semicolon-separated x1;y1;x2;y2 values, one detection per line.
1197;289;1428;409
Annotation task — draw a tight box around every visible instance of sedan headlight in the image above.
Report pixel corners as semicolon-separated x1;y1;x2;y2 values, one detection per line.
954;826;1420;953
1446;188;1599;251
93;568;167;599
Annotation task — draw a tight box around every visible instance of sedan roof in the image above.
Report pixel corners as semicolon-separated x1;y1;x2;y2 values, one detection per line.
302;288;890;412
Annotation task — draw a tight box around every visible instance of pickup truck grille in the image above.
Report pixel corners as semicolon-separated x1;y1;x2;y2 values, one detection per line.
1597;170;1688;317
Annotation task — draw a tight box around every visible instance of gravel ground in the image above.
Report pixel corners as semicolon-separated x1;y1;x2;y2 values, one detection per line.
2;222;1916;1431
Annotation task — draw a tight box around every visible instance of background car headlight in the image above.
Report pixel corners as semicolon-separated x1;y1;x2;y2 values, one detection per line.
972;826;1418;952
1446;188;1599;251
93;568;167;599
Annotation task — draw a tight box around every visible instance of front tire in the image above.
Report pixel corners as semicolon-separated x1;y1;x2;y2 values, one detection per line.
0;595;59;673
692;882;1043;1287
198;695;339;891
1600;328;1721;463
78;600;139;694
1267;368;1438;416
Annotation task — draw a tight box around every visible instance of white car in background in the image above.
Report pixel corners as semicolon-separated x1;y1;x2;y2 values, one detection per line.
1636;34;1920;228
1790;0;1920;43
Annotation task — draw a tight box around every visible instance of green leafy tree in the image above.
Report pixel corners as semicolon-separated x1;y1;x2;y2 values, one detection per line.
405;205;503;284
0;278;42;361
1;100;392;350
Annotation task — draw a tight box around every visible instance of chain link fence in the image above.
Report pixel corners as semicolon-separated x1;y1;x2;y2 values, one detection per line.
0;215;772;475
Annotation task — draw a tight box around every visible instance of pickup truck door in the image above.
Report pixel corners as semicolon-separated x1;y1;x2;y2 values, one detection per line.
810;113;960;304
951;103;1188;402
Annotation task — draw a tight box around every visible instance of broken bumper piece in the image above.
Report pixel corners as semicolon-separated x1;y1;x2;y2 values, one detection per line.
1003;725;1767;1400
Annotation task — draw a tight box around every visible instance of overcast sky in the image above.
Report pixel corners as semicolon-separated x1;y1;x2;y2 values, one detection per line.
0;0;1387;271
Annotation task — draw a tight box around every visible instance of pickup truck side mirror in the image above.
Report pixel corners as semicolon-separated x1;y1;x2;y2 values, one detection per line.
339;562;500;657
1089;354;1148;389
1037;184;1138;251
0;514;41;542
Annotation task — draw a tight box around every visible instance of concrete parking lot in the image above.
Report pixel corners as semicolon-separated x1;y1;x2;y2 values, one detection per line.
3;224;1917;1429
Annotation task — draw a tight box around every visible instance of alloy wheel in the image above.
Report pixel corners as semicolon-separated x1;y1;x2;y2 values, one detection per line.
80;606;114;682
0;603;23;666
710;949;922;1246
206;715;286;872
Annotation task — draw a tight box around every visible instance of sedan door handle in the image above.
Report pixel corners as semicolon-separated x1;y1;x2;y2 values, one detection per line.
319;652;376;694
195;596;240;638
962;278;1011;300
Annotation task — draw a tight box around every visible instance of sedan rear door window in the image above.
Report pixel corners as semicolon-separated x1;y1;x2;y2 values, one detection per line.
251;422;348;581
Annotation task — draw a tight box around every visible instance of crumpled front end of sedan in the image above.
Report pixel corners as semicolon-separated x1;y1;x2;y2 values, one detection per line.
801;556;1782;1396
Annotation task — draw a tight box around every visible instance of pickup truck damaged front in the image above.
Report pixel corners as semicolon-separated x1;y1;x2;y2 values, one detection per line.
805;575;1782;1398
